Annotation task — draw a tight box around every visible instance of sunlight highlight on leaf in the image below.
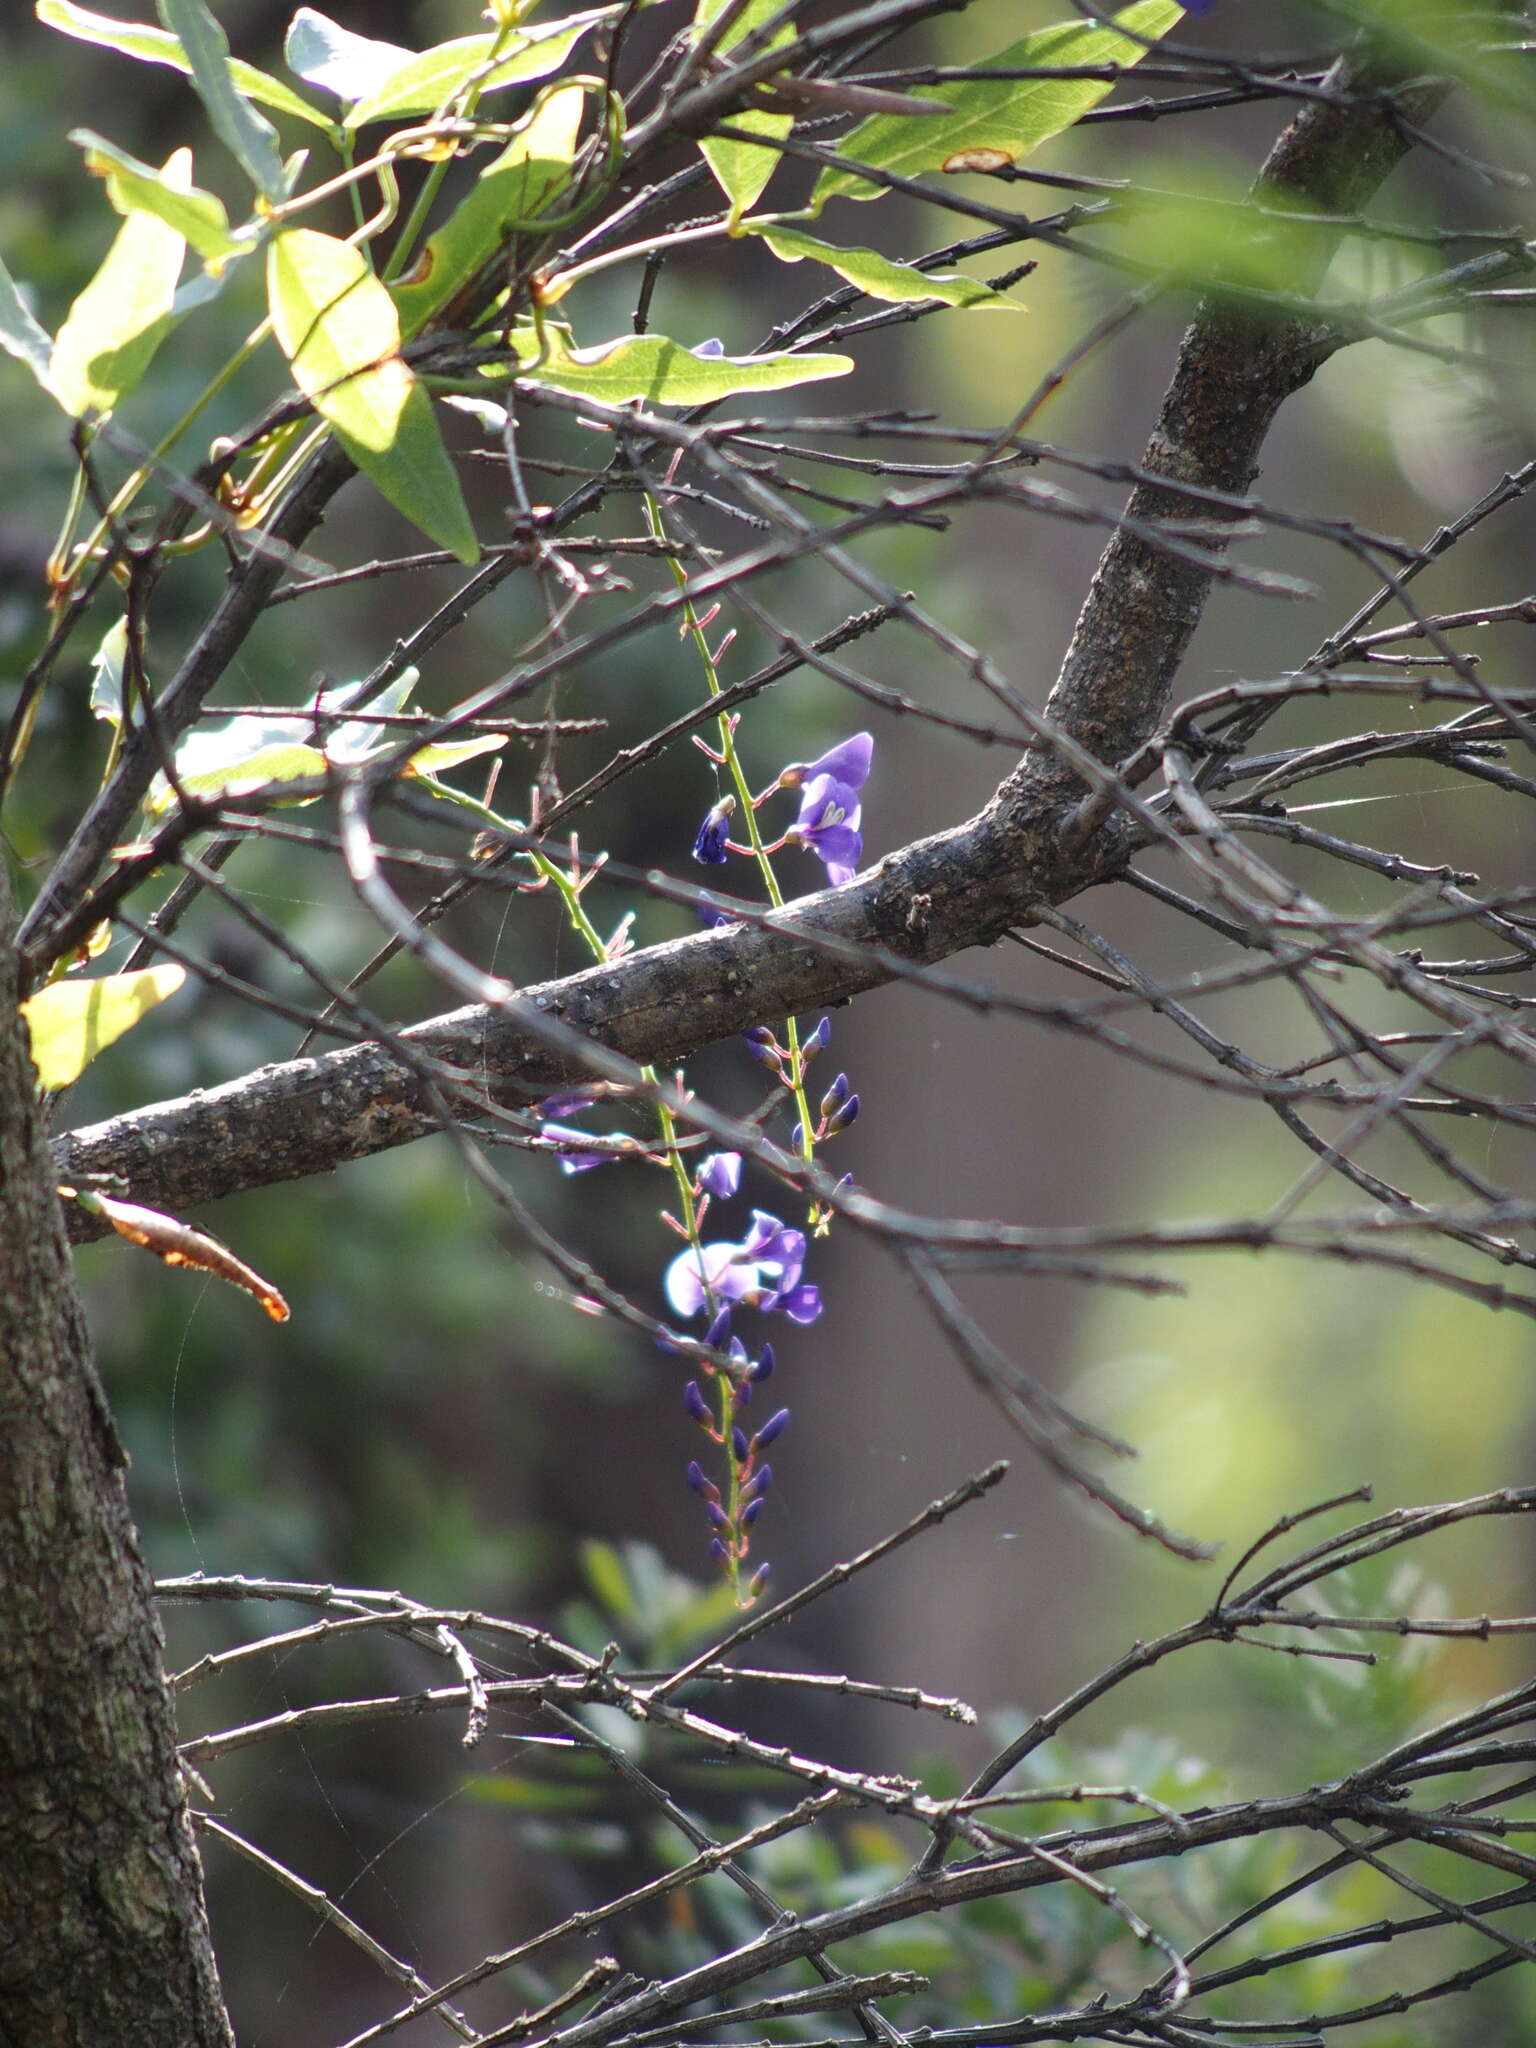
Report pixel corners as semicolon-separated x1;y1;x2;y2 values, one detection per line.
22;966;185;1091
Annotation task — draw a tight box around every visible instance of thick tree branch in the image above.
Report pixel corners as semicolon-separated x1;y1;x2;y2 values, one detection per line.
1018;39;1441;791
0;869;232;2046
56;791;1093;1239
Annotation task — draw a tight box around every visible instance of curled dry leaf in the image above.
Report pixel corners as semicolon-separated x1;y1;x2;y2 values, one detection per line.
942;146;1014;173
59;1186;291;1321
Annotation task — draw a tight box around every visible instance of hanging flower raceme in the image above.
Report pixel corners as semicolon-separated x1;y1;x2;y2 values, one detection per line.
779;732;872;886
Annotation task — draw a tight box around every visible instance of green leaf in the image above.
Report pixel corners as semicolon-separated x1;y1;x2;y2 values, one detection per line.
284;8;413;102
390;81;585;338
0;249;56;391
750;221;1016;309
50;146;190;416
267;227;478;562
812;1;1185;210
692;0;791;229
345;10;616;129
38;0;332;130
146;738;332;816
73;130;247;269
21;965;185;1091
407;734;508;777
89;618;130;725
512;328;852;403
156;0;289;200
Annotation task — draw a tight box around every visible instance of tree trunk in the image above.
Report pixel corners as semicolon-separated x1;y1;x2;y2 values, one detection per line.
0;867;231;2046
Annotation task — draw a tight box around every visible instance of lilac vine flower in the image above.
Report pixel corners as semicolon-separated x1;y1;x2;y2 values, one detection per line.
779;733;873;885
663;1209;823;1323
696;1151;742;1199
540;1123;616;1174
692;794;735;864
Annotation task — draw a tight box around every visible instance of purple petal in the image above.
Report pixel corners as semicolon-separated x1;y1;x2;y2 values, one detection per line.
541;1122;615;1173
805;822;862;872
697;1151;742;1199
692;799;734;864
805;733;872;790
779;1282;823;1324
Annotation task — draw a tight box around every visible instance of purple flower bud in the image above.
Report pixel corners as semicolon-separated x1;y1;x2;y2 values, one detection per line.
696;1151;742;1200
692;796;735;865
685;1459;709;1495
749;1462;772;1495
731;1424;750;1461
733;1377;753;1408
707;1500;730;1530
710;1536;729;1562
748;1562;771;1596
705;1306;733;1349
741;1496;765;1526
750;1343;775;1381
820;1073;850;1118
810;1016;832;1051
684;1381;712;1427
830;1092;860;1132
790;1121;805;1151
754;1408;790;1450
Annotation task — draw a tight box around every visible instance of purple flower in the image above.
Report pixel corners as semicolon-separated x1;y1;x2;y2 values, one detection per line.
780;734;872;886
693;795;735;864
541;1122;617;1174
696;1151;742;1200
663;1209;824;1323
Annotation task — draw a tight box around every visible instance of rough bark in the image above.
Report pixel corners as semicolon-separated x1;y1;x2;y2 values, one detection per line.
0;866;232;2047
55;793;1093;1239
1019;44;1443;789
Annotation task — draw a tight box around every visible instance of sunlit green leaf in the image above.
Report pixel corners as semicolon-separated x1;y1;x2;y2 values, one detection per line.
74;130;247;269
407;734;508;777
692;0;792;229
157;0;288;200
391;81;585;338
267;227;479;562
89;618;130;727
751;221;1017;309
0;249;56;391
147;739;331;816
812;1;1185;210
509;327;852;403
38;0;333;128
50;146;190;416
283;7;412;102
345;9;615;129
21;966;185;1091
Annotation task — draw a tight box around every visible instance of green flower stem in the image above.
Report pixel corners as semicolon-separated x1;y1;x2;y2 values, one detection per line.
642;494;817;1190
